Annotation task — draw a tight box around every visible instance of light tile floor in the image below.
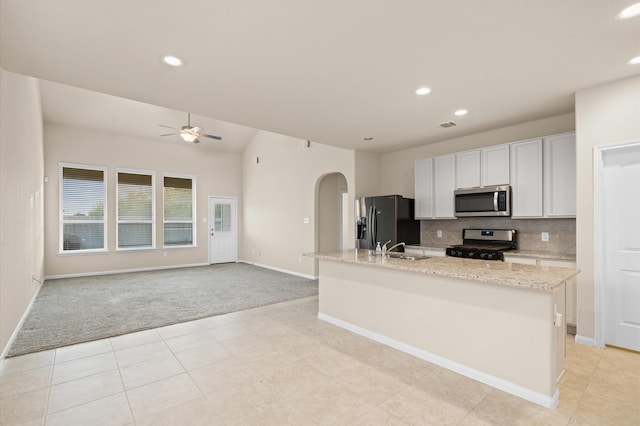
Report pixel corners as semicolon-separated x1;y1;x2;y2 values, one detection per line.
1;295;638;425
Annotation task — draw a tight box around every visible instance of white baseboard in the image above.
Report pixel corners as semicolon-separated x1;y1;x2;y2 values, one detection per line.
575;335;597;347
239;260;318;280
318;312;560;409
44;262;210;280
1;280;44;359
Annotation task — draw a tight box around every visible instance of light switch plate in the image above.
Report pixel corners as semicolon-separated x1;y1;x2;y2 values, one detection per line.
541;232;549;242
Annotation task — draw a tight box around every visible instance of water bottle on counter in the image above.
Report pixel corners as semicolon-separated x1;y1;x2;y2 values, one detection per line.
375;242;382;256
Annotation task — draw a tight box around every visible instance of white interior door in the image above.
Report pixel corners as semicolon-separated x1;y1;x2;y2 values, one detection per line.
602;144;640;351
209;196;237;264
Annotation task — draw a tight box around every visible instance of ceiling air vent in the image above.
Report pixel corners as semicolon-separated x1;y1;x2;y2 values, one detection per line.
439;121;457;128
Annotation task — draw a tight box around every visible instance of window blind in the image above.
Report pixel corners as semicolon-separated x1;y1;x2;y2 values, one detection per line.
61;166;106;251
117;172;154;248
163;176;194;246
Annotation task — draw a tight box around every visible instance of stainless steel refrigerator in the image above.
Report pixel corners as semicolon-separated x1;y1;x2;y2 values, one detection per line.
355;195;420;250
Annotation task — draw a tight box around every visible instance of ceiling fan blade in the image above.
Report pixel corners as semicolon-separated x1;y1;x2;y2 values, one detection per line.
160;133;177;137
158;124;179;130
200;133;223;141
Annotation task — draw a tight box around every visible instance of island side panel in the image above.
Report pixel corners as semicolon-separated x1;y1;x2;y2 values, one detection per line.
555;281;566;383
318;259;560;399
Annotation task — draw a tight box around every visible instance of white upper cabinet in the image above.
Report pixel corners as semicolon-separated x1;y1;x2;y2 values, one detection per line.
455;150;481;189
544;133;576;217
510;138;543;218
455;144;510;189
434;154;456;219
415;155;456;219
414;158;434;219
481;143;510;187
413;133;574;220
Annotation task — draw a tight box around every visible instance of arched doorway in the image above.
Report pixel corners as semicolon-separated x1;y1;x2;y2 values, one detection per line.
315;173;349;274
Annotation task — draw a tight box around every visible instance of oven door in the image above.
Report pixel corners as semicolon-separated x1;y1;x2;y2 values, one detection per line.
454;186;510;217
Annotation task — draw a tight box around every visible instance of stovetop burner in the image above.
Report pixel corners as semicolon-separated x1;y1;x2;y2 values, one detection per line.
446;229;517;261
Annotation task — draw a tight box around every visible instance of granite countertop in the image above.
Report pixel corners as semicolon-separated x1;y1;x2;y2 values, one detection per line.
306;249;579;292
405;245;576;262
505;250;576;262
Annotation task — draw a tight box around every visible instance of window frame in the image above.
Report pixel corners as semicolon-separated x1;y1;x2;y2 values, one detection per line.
162;172;197;248
59;162;108;254
116;168;156;251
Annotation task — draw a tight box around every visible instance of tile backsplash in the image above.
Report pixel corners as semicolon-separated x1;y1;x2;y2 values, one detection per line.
420;218;576;254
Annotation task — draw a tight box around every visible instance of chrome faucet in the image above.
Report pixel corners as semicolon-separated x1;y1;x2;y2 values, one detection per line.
383;241;405;254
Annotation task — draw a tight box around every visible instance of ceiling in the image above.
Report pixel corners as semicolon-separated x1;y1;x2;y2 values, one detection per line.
1;1;639;154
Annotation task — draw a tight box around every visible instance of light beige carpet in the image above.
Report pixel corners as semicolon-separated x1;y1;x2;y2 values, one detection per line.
8;263;318;357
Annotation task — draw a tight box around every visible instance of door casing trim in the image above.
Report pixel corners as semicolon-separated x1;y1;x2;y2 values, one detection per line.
593;140;640;348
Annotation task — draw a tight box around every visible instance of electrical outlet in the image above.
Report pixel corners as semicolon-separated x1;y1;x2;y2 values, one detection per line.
299;257;303;264
163;251;167;257
541;232;549;242
437;230;443;238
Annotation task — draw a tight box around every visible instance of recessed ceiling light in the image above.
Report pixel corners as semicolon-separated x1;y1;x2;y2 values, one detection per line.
454;109;468;116
618;3;640;19
629;55;640;65
415;87;431;96
162;55;183;67
363;137;374;141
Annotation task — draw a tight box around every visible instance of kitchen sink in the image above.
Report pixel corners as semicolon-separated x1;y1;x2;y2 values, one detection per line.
385;252;430;261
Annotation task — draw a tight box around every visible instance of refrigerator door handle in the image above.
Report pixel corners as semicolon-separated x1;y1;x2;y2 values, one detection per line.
371;206;377;248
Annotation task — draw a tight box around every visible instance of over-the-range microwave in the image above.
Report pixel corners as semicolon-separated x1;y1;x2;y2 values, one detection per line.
454;185;511;217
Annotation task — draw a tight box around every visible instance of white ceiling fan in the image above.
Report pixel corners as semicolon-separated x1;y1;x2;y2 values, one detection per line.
159;113;222;144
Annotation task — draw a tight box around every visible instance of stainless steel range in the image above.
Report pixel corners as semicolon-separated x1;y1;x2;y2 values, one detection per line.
445;229;517;261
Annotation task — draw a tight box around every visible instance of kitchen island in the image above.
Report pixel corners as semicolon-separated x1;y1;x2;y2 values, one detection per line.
306;249;579;408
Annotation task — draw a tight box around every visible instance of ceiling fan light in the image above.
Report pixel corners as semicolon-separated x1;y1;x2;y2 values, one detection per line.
618;3;640;19
180;132;198;143
162;55;183;67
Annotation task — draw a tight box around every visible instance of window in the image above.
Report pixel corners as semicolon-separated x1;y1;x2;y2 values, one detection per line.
60;164;107;252
163;175;196;247
117;170;155;249
214;203;231;232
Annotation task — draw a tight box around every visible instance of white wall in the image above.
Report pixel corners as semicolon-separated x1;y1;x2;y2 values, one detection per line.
0;69;45;354
317;173;348;252
242;131;355;277
575;74;640;341
379;113;575;197
354;150;381;197
43;123;243;277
